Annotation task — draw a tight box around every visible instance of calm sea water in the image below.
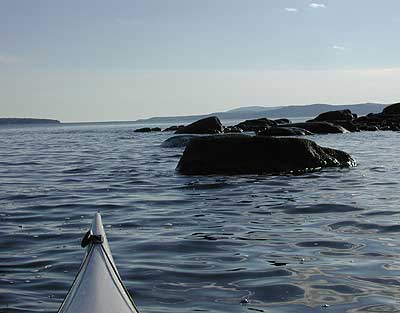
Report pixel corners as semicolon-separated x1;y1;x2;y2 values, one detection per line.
1;123;400;313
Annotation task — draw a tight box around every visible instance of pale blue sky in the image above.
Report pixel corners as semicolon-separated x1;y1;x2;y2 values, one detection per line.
1;0;399;121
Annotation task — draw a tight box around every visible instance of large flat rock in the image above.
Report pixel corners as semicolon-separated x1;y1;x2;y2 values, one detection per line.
177;135;356;175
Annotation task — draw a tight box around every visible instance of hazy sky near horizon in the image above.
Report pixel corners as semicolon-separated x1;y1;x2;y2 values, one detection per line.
1;0;400;122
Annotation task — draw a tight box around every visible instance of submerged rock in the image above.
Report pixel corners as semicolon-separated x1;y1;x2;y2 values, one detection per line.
278;122;349;134
257;127;313;137
177;135;356;175
161;135;198;148
175;116;223;134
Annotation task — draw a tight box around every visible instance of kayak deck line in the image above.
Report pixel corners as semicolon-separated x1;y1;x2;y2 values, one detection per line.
57;213;139;313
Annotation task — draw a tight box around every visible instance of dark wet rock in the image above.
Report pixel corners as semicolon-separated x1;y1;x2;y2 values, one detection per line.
177;135;356;175
278;122;349;134
163;125;185;132
312;109;354;122
366;125;379;131
274;118;291;124
235;118;277;132
134;127;151;133
175;116;223;134
307;110;360;132
134;127;162;133
224;126;243;134
257;127;313;137
351;103;400;131
161;135;198;148
382;102;400;115
332;120;359;132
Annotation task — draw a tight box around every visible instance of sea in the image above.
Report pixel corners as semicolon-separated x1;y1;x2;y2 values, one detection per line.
1;120;400;313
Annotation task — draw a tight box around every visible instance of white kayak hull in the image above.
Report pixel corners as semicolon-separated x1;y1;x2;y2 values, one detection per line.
57;213;139;313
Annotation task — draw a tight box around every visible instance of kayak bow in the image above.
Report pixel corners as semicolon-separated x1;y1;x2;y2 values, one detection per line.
57;213;139;313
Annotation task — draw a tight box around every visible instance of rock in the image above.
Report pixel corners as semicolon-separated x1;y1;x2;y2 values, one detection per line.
177;135;356;175
235;118;277;132
134;127;161;133
224;126;243;134
306;110;358;132
163;125;185;132
162;135;198;148
257;127;313;136
278;122;349;134
353;111;400;132
331;120;359;132
175;116;224;134
274;118;291;125
134;127;151;133
382;102;400;115
366;125;379;131
312;109;354;122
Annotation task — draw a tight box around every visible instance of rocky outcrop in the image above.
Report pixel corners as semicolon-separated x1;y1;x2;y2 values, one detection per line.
350;103;400;131
307;110;358;132
177;135;356;175
224;126;243;134
278;122;349;134
382;102;400;115
134;127;161;133
274;118;291;125
163;125;185;132
235;118;277;132
257;127;313;137
175;116;224;134
312;109;354;122
330;120;359;132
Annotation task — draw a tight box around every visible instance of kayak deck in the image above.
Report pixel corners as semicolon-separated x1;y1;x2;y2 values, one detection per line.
57;213;139;313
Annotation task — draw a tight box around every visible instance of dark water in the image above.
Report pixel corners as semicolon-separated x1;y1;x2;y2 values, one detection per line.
1;124;400;313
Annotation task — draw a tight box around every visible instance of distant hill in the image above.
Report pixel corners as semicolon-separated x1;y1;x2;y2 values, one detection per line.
135;103;387;124
0;118;61;126
226;106;282;113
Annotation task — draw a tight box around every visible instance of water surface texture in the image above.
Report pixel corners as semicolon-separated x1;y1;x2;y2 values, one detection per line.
1;124;400;313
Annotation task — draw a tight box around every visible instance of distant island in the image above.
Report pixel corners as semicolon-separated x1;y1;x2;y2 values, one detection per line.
135;103;387;124
0;118;61;125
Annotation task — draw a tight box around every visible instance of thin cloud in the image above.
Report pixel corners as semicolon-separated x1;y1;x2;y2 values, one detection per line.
309;3;326;9
333;45;346;51
284;8;298;13
0;54;21;65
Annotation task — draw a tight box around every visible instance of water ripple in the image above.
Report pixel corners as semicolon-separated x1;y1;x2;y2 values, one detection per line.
1;125;400;313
